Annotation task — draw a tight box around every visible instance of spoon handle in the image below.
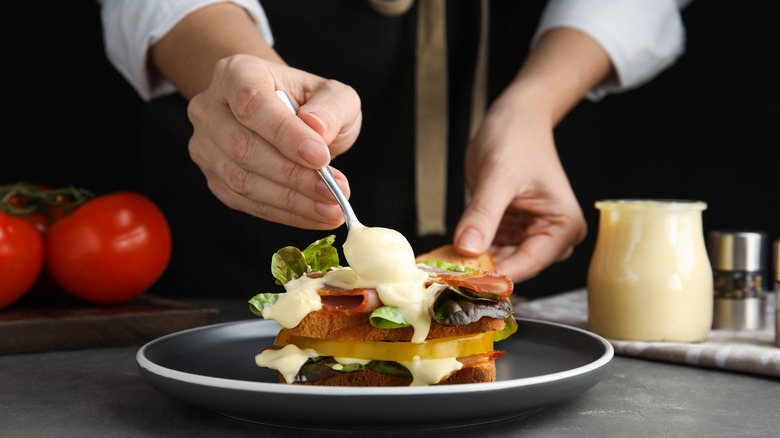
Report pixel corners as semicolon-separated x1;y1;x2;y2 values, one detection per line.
275;90;358;229
316;166;358;227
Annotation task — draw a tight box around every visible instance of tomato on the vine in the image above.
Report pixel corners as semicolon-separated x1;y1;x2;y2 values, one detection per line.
7;190;68;233
1;183;92;233
0;211;45;308
45;191;172;305
1;182;95;297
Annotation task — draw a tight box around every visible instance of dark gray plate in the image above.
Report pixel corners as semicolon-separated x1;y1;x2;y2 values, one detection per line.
137;318;613;431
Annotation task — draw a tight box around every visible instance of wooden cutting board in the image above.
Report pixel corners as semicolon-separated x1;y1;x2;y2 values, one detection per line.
0;292;218;354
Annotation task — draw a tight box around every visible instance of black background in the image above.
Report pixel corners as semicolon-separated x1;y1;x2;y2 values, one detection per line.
4;1;777;299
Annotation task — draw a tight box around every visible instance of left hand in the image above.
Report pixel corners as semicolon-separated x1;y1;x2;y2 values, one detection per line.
452;92;587;283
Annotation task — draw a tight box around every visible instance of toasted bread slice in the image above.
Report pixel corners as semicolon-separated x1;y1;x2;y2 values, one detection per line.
289;311;506;341
415;244;496;272
281;358;496;386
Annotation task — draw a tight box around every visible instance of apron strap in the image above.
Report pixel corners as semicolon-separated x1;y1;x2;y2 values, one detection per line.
371;0;490;236
415;0;449;236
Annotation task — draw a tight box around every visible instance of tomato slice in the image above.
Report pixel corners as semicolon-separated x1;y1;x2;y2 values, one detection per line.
274;329;495;362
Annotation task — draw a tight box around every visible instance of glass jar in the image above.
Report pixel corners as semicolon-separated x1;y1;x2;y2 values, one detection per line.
587;199;713;342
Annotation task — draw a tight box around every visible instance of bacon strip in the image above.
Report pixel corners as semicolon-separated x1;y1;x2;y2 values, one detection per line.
317;287;381;315
426;271;513;298
458;350;506;366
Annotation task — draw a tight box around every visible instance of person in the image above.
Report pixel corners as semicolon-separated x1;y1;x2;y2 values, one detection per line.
96;0;692;297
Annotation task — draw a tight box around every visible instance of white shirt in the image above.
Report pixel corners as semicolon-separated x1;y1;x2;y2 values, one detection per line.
97;0;693;102
534;0;694;101
97;0;273;101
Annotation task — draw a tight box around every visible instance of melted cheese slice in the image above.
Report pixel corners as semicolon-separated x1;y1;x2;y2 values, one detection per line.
274;329;495;362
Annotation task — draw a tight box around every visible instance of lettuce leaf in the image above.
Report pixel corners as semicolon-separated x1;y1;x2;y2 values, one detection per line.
253;235;341;317
369;306;411;329
248;293;281;317
270;235;340;285
495;316;519;342
432;292;514;326
416;259;475;273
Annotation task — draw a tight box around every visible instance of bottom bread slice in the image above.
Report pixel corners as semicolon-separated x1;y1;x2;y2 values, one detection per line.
278;358;497;386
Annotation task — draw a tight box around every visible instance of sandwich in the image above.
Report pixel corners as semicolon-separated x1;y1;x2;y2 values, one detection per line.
248;226;517;387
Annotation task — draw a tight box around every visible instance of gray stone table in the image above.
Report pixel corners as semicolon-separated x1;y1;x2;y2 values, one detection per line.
2;297;777;438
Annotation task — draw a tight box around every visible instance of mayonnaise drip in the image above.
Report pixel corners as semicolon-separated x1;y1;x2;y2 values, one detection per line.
343;223;432;343
399;356;463;386
262;275;323;328
255;344;319;384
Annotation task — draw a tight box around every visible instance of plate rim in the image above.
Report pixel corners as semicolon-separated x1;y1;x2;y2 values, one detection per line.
136;317;614;396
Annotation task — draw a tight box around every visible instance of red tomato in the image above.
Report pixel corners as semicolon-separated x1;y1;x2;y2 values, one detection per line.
45;192;172;305
2;183;86;233
0;211;45;308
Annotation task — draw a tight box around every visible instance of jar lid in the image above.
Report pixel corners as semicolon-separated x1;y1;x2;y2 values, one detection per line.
708;230;766;271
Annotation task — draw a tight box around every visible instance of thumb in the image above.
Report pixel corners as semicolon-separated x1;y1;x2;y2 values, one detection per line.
453;175;513;257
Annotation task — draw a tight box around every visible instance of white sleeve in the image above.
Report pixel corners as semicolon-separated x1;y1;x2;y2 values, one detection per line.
97;0;274;102
532;0;694;101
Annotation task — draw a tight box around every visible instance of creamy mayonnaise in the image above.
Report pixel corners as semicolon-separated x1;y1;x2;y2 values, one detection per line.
255;344;319;384
587;200;713;342
399;356;463;386
343;223;434;343
261;275;323;328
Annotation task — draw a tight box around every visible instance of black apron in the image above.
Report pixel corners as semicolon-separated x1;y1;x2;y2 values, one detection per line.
136;0;593;299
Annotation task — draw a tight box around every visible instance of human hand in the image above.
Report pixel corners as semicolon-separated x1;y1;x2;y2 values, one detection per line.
187;54;362;229
452;95;587;283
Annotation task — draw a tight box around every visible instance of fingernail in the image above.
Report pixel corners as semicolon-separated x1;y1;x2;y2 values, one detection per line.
314;201;343;220
459;228;484;253
298;138;329;167
315;176;350;199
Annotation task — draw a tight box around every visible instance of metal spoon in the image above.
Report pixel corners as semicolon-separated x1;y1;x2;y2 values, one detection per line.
275;90;360;229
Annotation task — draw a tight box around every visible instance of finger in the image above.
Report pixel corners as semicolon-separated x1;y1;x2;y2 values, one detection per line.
217;61;332;169
453;173;515;257
492;236;575;283
191;130;347;221
188;100;347;227
295;80;362;158
201;164;346;229
315;166;351;200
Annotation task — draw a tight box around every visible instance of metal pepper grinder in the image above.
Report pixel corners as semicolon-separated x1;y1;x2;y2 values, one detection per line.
708;230;767;330
774;239;779;346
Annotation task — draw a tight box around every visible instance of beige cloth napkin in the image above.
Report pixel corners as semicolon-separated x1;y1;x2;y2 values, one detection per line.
515;288;780;378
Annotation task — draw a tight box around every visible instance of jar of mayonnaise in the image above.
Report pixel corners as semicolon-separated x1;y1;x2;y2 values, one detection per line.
587;199;713;342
